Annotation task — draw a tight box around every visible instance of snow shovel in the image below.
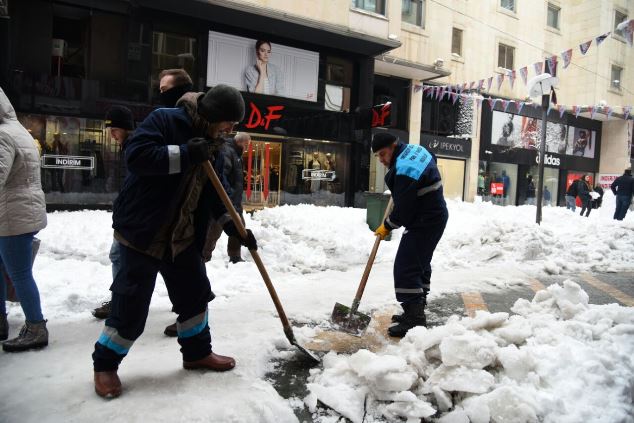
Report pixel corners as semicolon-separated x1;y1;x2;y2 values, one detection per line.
202;161;320;364
331;197;393;335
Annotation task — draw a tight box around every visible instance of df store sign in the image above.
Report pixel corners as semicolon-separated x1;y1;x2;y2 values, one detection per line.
41;155;94;170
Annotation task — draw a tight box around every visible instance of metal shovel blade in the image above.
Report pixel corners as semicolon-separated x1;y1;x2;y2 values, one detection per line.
331;302;372;336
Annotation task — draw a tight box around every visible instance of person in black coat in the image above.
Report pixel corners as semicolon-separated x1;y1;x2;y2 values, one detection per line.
611;168;633;220
578;175;593;217
92;85;257;399
372;133;448;338
202;132;249;264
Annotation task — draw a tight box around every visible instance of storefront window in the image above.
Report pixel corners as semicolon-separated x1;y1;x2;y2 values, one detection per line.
485;162;517;206
242;139;283;210
437;158;465;201
280;139;349;207
523;166;559;206
18;113;122;205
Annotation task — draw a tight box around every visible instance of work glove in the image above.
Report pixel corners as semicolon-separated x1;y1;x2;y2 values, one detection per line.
186;137;211;164
224;221;258;251
374;223;391;240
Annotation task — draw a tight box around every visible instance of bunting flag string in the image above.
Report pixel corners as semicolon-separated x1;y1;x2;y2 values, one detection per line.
546;55;558;75
561;49;573;69
579;40;592;55
596;32;610;46
496;73;505;91
422;85;632;121
519;66;528;85
486;76;493;92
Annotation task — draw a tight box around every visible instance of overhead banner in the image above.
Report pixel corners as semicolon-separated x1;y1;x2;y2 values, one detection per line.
206;30;319;102
421;134;471;159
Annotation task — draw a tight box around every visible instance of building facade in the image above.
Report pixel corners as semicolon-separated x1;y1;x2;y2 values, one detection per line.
1;0;632;209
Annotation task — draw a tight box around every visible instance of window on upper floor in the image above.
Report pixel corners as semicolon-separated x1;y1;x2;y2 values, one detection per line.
498;43;514;70
611;65;623;90
351;0;386;16
614;10;628;38
452;28;463;56
500;0;515;13
547;3;560;29
402;0;425;28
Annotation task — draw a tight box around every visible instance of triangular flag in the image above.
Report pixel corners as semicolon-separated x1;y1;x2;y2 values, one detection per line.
475;97;483;108
496;73;504;90
561;49;573;69
414;84;423;93
517;102;525;114
546;55;558;75
606;106;613;120
519;67;528;85
451;92;459;104
462;82;468;92
558;104;566;118
477;79;485;91
573;105;582;119
423;86;431;96
487;76;493;92
624;106;632;120
590;105;597;120
596;32;610;46
615;19;634;46
579;40;592;55
500;100;508;112
469;81;475;91
487;97;494;109
436;86;443;100
507;70;516;89
533;61;543;75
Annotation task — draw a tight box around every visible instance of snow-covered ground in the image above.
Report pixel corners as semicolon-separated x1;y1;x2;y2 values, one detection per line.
1;195;633;422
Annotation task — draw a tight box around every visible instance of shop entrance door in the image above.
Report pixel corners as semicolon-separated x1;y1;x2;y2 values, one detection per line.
437;158;465;201
242;139;282;210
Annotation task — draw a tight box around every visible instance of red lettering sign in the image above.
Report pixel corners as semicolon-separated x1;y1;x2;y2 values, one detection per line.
245;102;284;131
371;103;392;127
490;183;504;195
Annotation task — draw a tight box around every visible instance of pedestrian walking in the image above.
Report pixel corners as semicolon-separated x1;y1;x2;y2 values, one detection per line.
611;168;633;220
543;186;552;206
578;175;593;217
0;88;48;352
565;178;579;211
92;106;135;320
372;133;448;338
92;85;257;398
525;175;536;205
202;132;249;264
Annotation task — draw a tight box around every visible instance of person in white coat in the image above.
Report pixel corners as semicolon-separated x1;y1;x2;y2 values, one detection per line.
0;87;48;352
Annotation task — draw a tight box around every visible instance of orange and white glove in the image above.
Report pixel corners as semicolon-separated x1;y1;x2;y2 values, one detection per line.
374;224;391;240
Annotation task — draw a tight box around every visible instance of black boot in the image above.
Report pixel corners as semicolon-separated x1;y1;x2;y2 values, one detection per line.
0;313;7;341
164;322;177;337
92;301;111;319
391;312;404;323
3;320;48;352
388;303;426;338
229;256;245;264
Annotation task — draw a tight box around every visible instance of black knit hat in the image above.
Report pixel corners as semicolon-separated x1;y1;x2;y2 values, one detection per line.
198;85;245;124
105;106;134;130
371;132;397;153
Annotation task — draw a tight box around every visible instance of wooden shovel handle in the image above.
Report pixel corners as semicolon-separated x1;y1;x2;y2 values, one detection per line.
202;161;292;330
352;197;394;306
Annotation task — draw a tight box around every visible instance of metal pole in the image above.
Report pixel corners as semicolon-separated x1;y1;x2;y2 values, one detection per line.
535;93;549;224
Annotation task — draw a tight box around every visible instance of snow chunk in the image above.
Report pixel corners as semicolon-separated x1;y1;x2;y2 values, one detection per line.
439;332;498;368
427;365;495;394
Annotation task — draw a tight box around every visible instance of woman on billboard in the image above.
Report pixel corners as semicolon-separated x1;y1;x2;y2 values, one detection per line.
245;40;284;96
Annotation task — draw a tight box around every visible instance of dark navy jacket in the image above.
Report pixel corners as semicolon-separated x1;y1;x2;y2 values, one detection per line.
611;174;634;198
112;107;227;252
384;143;448;230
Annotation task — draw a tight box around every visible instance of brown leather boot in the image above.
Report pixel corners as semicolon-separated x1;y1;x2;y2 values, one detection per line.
94;371;122;398
183;352;236;371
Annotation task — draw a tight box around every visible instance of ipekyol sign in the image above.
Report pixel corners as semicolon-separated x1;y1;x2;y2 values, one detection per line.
421;134;471;158
42;155;94;170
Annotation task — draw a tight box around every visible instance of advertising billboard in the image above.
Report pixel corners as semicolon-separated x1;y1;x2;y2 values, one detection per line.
206;30;319;102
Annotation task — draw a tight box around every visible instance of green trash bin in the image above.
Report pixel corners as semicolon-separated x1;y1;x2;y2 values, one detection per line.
364;192;392;240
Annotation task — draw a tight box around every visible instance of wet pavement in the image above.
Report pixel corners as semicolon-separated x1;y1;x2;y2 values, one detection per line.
266;271;634;422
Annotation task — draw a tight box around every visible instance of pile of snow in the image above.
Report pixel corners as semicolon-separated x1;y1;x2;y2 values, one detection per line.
306;280;634;423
